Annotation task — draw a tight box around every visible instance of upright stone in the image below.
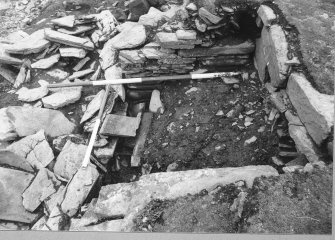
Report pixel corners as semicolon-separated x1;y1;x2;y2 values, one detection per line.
129;0;150;21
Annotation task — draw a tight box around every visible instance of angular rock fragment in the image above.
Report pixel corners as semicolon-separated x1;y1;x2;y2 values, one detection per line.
0;64;17;84
22;168;62;212
222;77;240;85
257;5;276;27
99;42;118;70
61;164;99;217
31;54;60;69
80;89;105;124
287;73;334;146
0;150;34;172
52;134;86;152
108;24;146;49
54;140;87;181
131;112;153;167
199;7;222;24
51;15;75;28
44;185;66;214
59;47;87;58
68;69;94;80
156;32;201;49
176;30;197;40
73;57;90;71
93;10;119;43
104;64;125;101
119;50;146;64
46;68;69;80
42;87;82;109
7;130;54;170
5;106;75;138
13;60;30;88
0;167;38;224
45;29;94;51
93;140;118;159
16;85;49;102
0;108;17;142
138;7;165;27
100;114;141;137
5;29;50;55
149;90;164;113
186;3;197;11
57;25;96;35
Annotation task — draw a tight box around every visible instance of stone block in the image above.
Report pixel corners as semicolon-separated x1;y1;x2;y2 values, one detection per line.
257;5;276;26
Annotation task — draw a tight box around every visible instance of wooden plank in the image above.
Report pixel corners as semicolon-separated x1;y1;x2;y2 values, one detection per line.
45;29;94;51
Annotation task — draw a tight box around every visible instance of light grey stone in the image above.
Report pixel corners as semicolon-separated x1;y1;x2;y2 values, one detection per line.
42;87;82;109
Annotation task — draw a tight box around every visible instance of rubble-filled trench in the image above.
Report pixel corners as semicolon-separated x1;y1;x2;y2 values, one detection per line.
0;0;333;233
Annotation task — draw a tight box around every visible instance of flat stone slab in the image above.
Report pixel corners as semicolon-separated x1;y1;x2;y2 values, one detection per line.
178;40;255;57
51;15;75;28
42;87;82;109
5;29;50;55
31;54;60;69
45;29;94;51
0;167;38;224
100;114;141;137
54;140;87;181
0;108;18;142
59;47;87;58
108;24;147;50
0;44;23;65
286;72;334;146
99;42;118;70
7;130;54;170
77;165;278;231
80;89;105;124
61;164;99;217
0;150;34;172
5;106;76;138
16;85;49;102
22;168;62;212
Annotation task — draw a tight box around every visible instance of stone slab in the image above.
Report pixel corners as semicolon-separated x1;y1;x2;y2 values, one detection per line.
0;167;38;223
42;87;82;109
100;114;141;137
5;106;76;138
0;150;34;172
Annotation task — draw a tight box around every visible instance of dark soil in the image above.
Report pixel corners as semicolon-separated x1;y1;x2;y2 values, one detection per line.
142;69;281;172
133;166;333;234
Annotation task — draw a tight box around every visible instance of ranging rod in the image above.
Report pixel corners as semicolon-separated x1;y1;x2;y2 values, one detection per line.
47;72;241;88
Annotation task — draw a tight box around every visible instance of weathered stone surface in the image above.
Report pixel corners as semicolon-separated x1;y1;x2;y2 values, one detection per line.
51;15;75;28
93;140;117;158
5;106;75;138
0;64;17;84
31;54;60;69
52;134;86;152
22;168;61;212
46;68;69;80
42;87;82;109
86;165;278;231
5;29;50;55
156;32;201;49
119;50;146;64
45;29;94;51
59;47;87;58
288;124;323;164
149;90;164;113
138;7;165;27
80;90;105;124
199;7;222;24
57;25;96;35
31;216;48;231
0;150;34;172
93;10;118;43
254;34;267;82
0;108;18;141
68;69;94;80
0;167;38;224
16;85;49;102
108;24;146;49
44;185;66;214
129;0;150;21
176;30;197;40
54;140;87;181
186;3;197;11
179;40;255;57
100;114;141;137
99;42;118;70
61;164;99;217
286;72;334;145
13;60;30;88
73;57;90;71
257;5;276;27
7;130;54;170
104;64;125;101
140;48;172;60
131;112;153;167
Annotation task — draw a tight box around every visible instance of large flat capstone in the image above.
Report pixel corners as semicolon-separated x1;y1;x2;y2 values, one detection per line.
74;165;278;231
5;106;76;138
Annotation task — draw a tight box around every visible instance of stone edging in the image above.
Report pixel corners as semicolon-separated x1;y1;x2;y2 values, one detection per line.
254;4;334;162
